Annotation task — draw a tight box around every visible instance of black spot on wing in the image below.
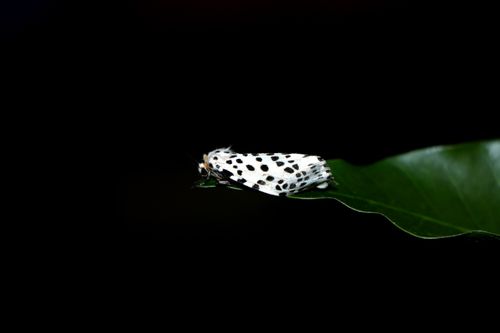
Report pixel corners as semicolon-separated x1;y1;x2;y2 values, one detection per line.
236;159;243;163
246;165;255;171
284;167;294;173
292;164;299;170
257;180;266;185
237;170;243;176
260;164;269;172
276;161;284;167
256;157;262;162
252;184;260;190
266;176;275;181
221;170;234;177
271;156;279;161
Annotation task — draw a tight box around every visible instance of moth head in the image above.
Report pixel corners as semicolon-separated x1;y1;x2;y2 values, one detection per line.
198;154;210;177
198;163;209;177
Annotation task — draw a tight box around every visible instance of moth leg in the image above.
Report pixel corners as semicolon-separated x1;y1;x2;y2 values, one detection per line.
218;179;231;185
316;182;329;189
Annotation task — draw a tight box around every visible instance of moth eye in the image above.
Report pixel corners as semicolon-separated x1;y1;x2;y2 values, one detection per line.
199;168;208;176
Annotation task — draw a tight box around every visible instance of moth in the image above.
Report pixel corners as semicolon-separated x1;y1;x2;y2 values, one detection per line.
198;147;333;196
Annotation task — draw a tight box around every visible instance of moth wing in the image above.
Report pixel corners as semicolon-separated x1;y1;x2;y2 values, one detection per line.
229;174;282;196
208;152;332;196
225;154;286;196
223;153;324;196
277;154;332;194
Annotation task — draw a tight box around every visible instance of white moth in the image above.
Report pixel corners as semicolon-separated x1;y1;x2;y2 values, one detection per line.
198;147;333;196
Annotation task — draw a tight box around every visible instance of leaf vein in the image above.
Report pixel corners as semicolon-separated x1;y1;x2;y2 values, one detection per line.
309;192;470;233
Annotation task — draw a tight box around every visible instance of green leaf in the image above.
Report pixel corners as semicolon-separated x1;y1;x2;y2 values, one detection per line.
293;140;500;238
194;178;218;188
197;140;500;239
194;178;243;191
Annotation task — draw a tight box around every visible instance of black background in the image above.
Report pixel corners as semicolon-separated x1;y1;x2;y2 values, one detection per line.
5;1;499;277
